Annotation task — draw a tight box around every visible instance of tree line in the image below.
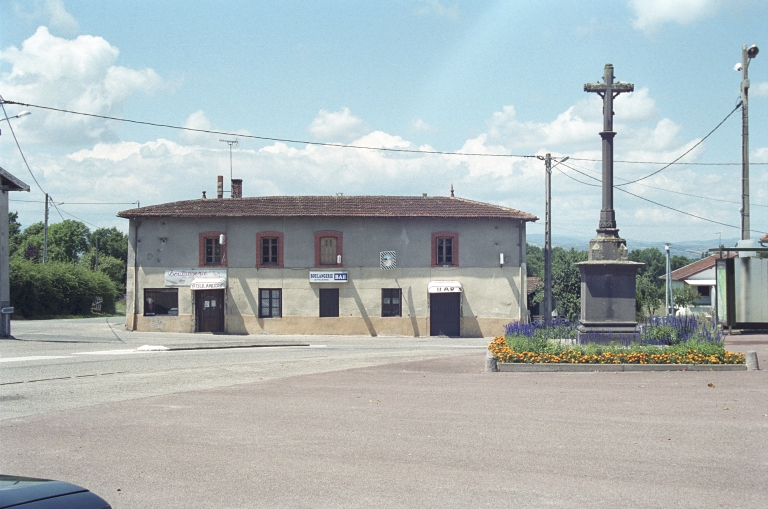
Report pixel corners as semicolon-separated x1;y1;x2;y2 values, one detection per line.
526;244;697;321
9;213;128;317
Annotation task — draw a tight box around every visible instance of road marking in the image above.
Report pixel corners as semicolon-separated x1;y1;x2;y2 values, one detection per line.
73;350;144;355
0;356;71;363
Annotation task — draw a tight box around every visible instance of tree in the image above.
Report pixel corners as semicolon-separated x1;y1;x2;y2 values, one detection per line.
46;220;90;263
526;244;543;278
551;247;587;321
673;285;700;313
90;227;128;263
636;273;663;317
81;251;126;294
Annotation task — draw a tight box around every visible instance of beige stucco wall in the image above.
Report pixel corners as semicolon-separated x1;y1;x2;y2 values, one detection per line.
124;214;529;337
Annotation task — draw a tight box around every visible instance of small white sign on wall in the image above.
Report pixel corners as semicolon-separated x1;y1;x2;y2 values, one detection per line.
165;269;227;287
309;271;348;283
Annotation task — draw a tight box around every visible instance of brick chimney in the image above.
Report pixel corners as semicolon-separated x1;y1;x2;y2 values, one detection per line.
231;179;243;199
217;176;224;199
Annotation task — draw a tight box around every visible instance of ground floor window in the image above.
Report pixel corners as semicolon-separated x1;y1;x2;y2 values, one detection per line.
259;288;282;318
144;288;178;316
319;288;339;317
382;288;402;317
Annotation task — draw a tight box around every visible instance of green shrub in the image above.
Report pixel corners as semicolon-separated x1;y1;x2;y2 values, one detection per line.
10;259;117;317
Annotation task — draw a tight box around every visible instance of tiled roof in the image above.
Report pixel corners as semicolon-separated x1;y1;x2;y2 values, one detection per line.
118;195;538;221
662;254;736;281
526;276;542;295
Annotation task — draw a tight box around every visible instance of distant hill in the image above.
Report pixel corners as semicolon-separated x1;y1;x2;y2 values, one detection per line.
526;234;741;259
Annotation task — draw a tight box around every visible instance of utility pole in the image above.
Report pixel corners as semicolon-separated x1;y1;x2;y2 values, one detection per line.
738;44;759;241
94;236;99;272
665;243;673;317
544;153;552;325
219;139;238;194
536;153;568;326
43;194;49;264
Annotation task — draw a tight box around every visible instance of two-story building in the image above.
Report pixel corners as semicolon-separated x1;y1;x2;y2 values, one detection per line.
118;183;536;337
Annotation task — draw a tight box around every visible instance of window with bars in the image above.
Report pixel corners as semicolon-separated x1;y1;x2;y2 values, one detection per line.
381;288;402;317
259;289;282;318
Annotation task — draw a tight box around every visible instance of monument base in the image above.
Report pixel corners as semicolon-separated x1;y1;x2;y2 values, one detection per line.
576;323;640;345
576;233;643;344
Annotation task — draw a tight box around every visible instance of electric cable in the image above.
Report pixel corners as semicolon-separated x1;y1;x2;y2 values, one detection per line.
558;161;767;235
614;102;743;186
1;99;47;195
564;159;768;208
0;100;536;159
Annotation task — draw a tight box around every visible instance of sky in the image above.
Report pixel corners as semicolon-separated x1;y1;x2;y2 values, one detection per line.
0;0;766;250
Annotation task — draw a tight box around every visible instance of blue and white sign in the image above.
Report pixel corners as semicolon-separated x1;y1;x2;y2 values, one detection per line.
309;271;349;283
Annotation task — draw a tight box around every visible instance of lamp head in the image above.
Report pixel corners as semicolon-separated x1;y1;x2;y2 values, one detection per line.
747;45;759;58
17;111;31;118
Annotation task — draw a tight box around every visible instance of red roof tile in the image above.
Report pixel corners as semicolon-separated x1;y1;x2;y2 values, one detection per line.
118;195;538;221
662;254;736;281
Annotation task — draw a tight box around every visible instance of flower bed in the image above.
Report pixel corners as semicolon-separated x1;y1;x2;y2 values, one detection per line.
489;336;745;365
491;316;745;365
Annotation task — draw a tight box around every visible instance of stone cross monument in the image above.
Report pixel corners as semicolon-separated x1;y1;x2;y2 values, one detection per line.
576;64;643;344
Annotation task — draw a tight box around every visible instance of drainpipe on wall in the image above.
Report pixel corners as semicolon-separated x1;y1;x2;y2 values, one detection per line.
132;219;141;331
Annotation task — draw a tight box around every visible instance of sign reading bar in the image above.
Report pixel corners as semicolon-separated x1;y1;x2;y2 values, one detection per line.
309;271;348;283
165;269;227;287
428;281;463;293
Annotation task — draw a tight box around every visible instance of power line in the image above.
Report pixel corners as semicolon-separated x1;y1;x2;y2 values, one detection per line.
563;159;768;208
0;100;537;159
10;199;139;205
614;102;743;186
1;99;46;195
558;161;767;235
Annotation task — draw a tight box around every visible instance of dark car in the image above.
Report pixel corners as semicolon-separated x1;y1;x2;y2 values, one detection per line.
0;475;111;509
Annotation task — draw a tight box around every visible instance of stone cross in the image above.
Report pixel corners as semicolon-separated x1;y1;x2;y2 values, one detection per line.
584;64;633;235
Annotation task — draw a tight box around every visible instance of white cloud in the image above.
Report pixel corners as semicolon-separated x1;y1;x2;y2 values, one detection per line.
308;107;367;141
410;117;435;133
752;82;768;97
6;84;748;241
44;0;78;34
0;27;167;145
628;0;722;35
417;0;459;19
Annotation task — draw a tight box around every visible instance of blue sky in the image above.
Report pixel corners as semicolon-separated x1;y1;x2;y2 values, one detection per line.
1;0;766;247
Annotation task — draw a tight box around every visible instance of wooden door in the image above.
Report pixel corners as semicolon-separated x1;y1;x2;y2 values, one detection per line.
430;293;460;336
196;289;224;333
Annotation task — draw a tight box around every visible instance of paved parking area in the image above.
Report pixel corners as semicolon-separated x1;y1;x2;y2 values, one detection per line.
1;324;766;508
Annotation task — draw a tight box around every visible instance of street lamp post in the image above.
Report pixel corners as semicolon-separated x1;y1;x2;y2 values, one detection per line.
736;44;759;241
0;110;31;136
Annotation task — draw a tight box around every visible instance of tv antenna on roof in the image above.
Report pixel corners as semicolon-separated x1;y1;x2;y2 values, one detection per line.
219;138;238;192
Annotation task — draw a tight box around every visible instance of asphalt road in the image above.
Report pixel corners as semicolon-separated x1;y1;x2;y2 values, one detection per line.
1;318;767;508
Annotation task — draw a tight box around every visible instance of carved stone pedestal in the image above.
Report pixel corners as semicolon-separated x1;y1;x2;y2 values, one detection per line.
575;233;643;345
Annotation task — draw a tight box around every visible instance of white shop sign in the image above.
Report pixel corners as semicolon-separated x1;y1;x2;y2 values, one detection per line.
165;269;227;287
190;278;226;290
309;271;348;283
428;281;463;293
